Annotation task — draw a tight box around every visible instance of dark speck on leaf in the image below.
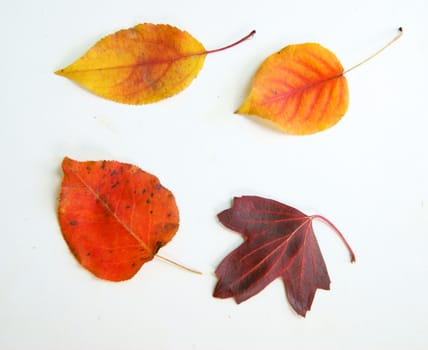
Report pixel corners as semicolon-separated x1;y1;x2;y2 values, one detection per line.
111;181;119;188
110;170;118;176
70;220;78;226
146;199;151;204
101;161;106;169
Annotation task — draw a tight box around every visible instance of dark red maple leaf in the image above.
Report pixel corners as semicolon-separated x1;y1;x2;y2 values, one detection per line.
213;196;355;317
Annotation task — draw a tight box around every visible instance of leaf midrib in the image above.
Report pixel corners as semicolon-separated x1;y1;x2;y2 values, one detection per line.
259;73;344;106
70;168;152;254
59;50;207;74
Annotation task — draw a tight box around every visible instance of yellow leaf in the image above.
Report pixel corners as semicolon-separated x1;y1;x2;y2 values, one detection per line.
56;23;206;104
56;24;255;105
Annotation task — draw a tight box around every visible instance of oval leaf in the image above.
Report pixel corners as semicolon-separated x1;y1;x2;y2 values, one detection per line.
55;23;206;104
58;157;179;281
237;43;349;134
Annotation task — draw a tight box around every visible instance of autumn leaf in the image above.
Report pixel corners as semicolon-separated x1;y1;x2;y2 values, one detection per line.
237;29;403;134
57;157;180;281
213;196;355;317
55;24;255;104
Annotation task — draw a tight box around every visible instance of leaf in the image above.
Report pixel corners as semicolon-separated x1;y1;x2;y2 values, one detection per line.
55;24;255;104
213;196;355;317
236;43;349;135
57;157;179;281
237;28;403;135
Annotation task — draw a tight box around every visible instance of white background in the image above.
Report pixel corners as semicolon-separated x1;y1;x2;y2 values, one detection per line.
1;0;427;349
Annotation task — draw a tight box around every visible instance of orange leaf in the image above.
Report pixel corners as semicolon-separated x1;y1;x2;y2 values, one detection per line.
57;157;179;281
237;43;349;135
56;24;255;104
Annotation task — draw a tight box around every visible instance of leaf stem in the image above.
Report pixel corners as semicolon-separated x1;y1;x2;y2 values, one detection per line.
311;214;356;262
156;254;202;275
344;27;403;75
204;30;256;55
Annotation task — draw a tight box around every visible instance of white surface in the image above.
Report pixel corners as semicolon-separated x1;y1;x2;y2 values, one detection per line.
1;0;427;349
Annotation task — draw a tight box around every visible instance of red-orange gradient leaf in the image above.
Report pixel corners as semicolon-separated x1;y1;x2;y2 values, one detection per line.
58;157;179;281
214;196;355;316
236;43;349;134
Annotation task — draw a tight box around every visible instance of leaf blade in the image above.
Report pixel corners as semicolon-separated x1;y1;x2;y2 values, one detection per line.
58;157;179;281
237;43;349;134
55;23;206;104
214;196;353;317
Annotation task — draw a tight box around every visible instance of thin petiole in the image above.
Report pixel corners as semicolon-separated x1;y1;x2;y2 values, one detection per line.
344;27;403;75
156;254;203;275
204;30;256;55
311;214;356;262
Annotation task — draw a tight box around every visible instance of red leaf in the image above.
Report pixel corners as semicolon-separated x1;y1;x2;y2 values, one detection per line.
58;157;179;281
213;196;355;316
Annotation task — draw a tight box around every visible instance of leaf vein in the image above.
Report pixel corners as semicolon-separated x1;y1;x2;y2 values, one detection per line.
69;169;152;254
